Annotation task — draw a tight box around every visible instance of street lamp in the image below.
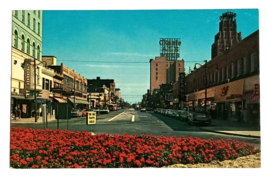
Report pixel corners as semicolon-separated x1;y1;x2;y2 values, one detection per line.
194;60;208;115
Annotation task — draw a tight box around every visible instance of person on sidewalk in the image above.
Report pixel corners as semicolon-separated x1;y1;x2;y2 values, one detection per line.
18;107;21;119
14;107;18;120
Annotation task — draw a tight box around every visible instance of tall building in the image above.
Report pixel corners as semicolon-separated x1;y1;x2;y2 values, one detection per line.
166;60;185;84
11;10;43;117
150;57;184;94
211;11;242;59
150;57;173;94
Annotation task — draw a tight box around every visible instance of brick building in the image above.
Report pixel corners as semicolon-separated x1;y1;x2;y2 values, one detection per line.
150;57;184;94
183;30;259;121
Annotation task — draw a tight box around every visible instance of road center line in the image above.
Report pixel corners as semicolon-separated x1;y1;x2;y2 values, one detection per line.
132;115;135;122
108;112;125;121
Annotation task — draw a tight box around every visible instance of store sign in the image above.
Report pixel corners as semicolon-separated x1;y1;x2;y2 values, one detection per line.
24;59;32;90
179;72;186;101
220;85;229;96
159;38;181;60
252;84;260;101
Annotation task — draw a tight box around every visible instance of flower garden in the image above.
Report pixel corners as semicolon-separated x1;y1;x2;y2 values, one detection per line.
10;127;260;168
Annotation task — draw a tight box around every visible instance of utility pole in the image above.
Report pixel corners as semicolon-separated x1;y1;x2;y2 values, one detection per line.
74;77;76;110
34;58;37;122
204;60;207;115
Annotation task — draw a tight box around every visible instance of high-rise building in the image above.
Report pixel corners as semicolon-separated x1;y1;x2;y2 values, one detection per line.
211;11;242;59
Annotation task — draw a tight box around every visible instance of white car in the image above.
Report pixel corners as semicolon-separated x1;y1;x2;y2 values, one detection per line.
140;108;146;112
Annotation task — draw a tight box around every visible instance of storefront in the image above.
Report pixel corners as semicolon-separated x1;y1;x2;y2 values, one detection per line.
214;79;244;120
243;75;260;124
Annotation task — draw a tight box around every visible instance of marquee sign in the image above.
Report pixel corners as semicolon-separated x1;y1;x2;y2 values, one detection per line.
159;38;181;60
24;59;32;90
179;72;186;101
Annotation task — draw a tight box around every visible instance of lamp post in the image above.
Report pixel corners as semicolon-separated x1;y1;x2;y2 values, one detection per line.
194;60;208;115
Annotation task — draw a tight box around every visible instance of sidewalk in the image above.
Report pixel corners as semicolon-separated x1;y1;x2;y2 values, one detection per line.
200;118;261;138
11;114;56;124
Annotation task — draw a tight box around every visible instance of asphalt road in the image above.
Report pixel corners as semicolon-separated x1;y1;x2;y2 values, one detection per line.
11;108;261;148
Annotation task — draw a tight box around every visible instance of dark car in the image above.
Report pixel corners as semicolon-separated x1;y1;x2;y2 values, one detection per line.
187;113;211;125
140;108;146;112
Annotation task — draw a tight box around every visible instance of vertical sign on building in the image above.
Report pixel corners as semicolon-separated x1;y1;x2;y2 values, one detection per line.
24;59;32;90
252;84;260;101
159;38;181;60
179;72;186;101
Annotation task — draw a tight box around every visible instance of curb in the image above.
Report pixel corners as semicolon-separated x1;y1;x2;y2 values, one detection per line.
199;127;261;138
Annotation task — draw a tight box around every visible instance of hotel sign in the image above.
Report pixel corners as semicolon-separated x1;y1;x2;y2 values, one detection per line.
179;72;186;101
24;59;32;90
159;38;181;60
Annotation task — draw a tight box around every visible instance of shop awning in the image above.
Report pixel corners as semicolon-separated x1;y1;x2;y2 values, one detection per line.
68;98;89;105
11;95;26;99
54;97;67;103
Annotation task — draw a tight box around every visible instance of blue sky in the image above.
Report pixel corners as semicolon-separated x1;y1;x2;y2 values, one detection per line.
42;9;259;104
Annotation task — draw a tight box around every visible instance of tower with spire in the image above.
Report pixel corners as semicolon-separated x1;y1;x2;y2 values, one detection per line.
211;11;242;59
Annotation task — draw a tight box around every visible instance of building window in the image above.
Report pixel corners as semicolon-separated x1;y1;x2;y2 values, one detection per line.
22;10;25;23
32;42;35;58
156;68;158;71
33;18;36;32
21;35;25;52
237;59;242;76
222;66;225;81
38;22;40;35
217;69;220;83
42;78;45;89
226;64;231;79
15;10;18;18
45;79;49;90
27;39;30;54
156;76;158;80
231;62;237;78
14;30;18;48
38;10;40;18
28;13;30;27
37;67;40;85
37;46;40;60
34;10;36;14
250;53;255;72
213;71;217;84
210;73;212;84
50;80;52;91
166;64;168;67
156;72;158;75
156;63;158;67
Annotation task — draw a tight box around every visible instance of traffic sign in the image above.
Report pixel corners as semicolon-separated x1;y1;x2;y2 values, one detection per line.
86;111;96;125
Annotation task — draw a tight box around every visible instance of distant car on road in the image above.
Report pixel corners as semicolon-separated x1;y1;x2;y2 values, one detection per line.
187;113;211;125
140;108;146;112
128;108;134;111
71;109;83;117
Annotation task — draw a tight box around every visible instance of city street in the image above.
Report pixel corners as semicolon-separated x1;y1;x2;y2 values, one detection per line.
11;108;260;148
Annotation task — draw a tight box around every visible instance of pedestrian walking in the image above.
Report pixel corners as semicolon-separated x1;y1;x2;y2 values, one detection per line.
14;107;18;120
18;107;21;119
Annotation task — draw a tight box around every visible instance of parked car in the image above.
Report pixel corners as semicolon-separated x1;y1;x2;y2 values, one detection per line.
180;111;192;122
140;108;146;112
187;113;211;125
71;109;83;117
174;110;186;120
82;109;88;116
166;109;174;117
146;107;153;111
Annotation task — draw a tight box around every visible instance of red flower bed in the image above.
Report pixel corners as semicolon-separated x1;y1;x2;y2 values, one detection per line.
10;127;260;168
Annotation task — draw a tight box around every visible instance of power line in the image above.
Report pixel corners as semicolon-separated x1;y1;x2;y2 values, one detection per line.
59;60;204;63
